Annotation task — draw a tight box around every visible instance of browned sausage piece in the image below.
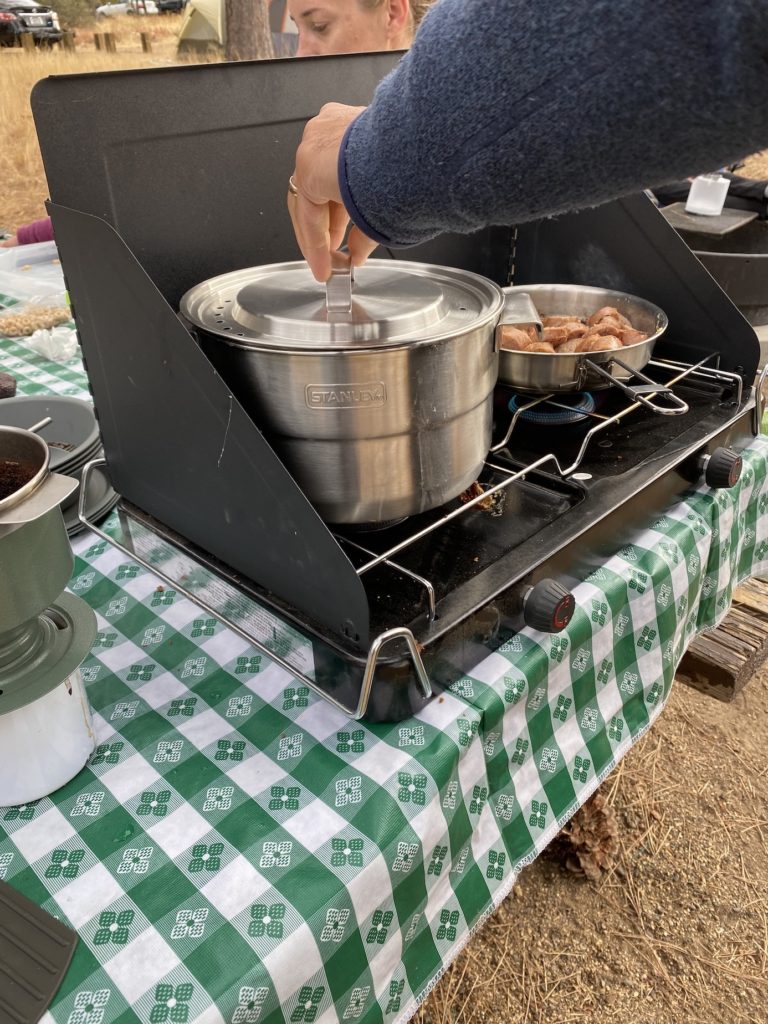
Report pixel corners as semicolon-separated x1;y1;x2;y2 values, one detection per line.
542;315;584;327
584;322;623;337
502;311;642;354
586;306;617;326
579;335;623;352
542;326;570;346
564;324;589;341
587;306;631;328
499;326;555;352
619;328;648;346
499;326;532;350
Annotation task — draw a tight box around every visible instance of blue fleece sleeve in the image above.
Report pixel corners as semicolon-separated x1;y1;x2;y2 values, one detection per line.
338;0;768;247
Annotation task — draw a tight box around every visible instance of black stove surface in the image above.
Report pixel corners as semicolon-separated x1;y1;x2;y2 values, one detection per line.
331;362;752;648
336;471;583;625
107;360;758;722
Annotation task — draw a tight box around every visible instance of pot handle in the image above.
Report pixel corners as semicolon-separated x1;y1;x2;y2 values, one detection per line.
28;416;53;434
326;251;354;316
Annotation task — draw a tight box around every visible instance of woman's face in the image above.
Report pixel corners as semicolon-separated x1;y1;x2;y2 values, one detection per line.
288;1;396;57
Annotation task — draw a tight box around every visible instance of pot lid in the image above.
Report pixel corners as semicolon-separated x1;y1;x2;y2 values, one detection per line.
180;258;504;351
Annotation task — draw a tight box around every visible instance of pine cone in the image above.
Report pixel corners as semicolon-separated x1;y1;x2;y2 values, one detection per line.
559;792;619;882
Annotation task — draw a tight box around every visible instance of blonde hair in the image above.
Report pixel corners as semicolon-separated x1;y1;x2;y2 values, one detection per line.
360;0;434;31
408;0;433;26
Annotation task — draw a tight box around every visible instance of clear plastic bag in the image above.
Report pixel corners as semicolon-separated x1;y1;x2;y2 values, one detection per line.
25;325;79;363
0;241;66;304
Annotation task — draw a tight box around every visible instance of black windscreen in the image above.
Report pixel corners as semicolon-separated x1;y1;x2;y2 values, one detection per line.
31;54;505;306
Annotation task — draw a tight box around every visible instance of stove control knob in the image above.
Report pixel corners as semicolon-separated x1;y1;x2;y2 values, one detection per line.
523;579;575;633
704;447;743;489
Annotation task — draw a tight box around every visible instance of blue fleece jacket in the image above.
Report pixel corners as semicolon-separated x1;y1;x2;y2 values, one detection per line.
338;0;768;246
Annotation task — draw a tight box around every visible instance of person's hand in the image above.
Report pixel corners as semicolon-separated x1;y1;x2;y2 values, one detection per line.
0;234;19;248
288;103;379;282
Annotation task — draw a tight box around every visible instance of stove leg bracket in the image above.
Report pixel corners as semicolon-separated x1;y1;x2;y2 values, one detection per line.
78;459;431;721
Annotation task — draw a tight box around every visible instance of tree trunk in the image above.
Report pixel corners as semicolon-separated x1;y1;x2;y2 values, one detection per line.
225;0;275;61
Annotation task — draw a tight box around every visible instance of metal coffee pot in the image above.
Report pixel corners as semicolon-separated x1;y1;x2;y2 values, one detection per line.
0;424;97;805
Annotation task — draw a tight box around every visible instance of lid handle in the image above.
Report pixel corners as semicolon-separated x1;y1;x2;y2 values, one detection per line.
326;251;354;316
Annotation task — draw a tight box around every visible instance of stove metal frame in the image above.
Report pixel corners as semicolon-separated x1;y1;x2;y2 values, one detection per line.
78;460;431;720
77;463;432;720
492;357;743;473
32;54;763;719
79;355;762;719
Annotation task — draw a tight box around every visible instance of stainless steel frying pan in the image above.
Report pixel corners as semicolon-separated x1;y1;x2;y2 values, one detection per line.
498;284;669;395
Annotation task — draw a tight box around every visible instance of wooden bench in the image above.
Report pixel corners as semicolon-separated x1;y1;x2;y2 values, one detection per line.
676;576;768;701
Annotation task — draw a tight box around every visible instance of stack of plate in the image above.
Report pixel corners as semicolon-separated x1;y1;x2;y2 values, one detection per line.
0;396;118;536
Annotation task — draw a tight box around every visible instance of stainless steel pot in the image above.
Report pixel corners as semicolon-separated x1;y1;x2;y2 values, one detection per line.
499;284;668;393
181;258;505;524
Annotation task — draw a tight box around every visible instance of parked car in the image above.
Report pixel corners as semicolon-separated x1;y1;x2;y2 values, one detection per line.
0;0;63;45
95;0;158;16
156;0;186;11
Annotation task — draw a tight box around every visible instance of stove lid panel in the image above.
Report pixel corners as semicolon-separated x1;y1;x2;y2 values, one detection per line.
31;55;505;307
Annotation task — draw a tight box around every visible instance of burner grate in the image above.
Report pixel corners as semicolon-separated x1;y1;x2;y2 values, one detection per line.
335;357;743;583
493;355;743;476
508;392;596;426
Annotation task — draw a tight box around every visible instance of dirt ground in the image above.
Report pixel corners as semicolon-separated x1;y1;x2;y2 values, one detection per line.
416;658;768;1024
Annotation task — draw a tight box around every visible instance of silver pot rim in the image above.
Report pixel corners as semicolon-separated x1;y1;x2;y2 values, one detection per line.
180;259;506;353
0;425;50;512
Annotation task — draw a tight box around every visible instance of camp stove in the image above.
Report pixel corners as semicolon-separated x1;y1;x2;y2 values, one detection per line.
31;54;764;721
77;352;761;721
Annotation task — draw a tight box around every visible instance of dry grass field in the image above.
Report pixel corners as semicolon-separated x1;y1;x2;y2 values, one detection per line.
1;30;766;233
742;151;768;180
3;35;768;1024
0;14;189;230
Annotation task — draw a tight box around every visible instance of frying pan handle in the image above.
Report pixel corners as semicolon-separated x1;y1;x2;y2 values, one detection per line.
496;290;543;350
326;251;354;316
498;290;543;329
585;357;689;416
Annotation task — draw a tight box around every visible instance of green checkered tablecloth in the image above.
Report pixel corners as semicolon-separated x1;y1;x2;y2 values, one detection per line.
3;327;768;1024
0;331;85;398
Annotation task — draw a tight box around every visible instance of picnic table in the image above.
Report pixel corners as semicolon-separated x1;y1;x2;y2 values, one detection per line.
3;298;768;1024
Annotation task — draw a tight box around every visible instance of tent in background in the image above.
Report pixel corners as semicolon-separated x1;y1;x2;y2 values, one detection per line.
177;0;223;53
177;0;297;56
